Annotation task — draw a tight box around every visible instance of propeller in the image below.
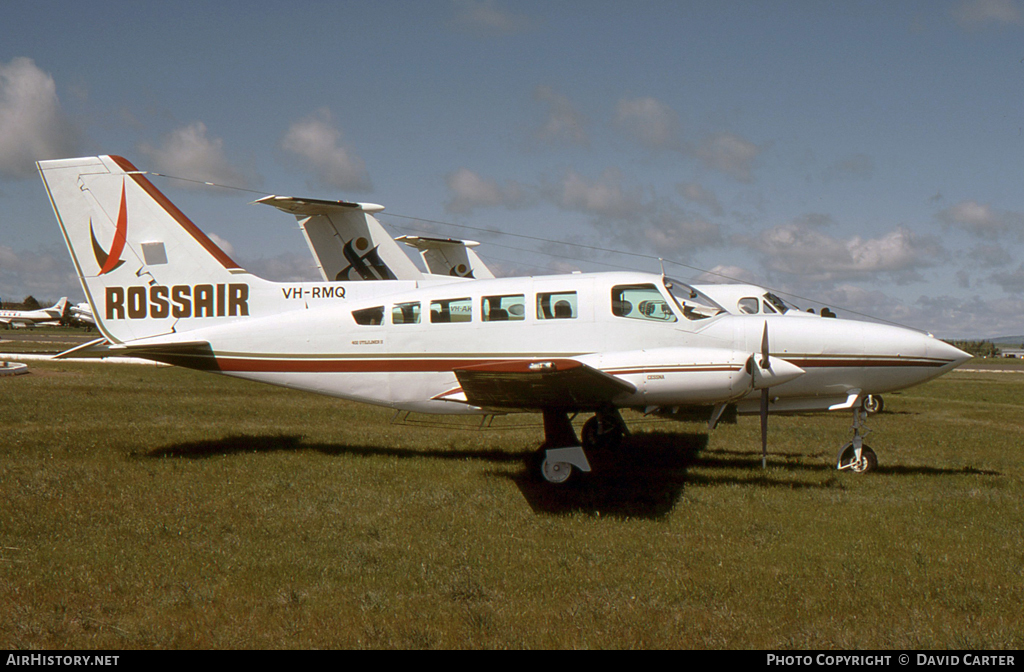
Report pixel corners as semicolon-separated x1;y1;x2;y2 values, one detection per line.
759;322;770;469
745;322;804;470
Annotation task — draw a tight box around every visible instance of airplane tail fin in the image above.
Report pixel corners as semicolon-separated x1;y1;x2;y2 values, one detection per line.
257;196;423;282
52;297;70;317
396;236;495;279
37;155;253;344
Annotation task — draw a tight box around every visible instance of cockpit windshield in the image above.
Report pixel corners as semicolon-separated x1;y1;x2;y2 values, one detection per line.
663;278;726;321
764;292;798;314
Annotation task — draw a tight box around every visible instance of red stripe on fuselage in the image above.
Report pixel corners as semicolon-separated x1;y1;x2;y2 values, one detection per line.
140;354;957;375
787;358;949;368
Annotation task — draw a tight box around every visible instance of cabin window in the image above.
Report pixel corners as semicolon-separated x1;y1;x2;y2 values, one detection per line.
482;294;525;322
392;301;421;324
430;297;472;323
611;285;677;322
353;306;385;325
738;297;759;314
762;301;778;314
537;291;577;320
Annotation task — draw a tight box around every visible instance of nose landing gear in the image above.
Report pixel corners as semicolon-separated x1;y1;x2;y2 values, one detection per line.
836;407;878;473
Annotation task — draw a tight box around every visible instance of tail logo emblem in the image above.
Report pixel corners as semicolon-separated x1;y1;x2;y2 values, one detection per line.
336;236;397;281
90;181;128;275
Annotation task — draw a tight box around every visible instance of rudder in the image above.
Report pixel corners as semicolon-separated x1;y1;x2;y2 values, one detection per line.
38;155;251;343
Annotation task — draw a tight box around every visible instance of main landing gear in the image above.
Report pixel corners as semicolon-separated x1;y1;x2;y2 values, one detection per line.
836;407;878;473
536;408;627;484
861;394;884;415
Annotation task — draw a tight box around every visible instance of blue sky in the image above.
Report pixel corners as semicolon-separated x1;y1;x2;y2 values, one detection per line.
1;0;1022;337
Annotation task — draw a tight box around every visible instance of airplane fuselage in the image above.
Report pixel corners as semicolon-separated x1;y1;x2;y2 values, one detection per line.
104;271;966;416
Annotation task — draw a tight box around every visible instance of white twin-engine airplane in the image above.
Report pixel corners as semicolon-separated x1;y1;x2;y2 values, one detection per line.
0;297;69;328
38;155;970;483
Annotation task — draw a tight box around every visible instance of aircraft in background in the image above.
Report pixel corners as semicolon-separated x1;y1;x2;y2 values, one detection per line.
69;302;95;326
258;194;494;282
394;235;494;279
39;155;969;482
0;297;69;328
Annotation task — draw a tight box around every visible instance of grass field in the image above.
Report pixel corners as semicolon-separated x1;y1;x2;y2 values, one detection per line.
1;358;1022;649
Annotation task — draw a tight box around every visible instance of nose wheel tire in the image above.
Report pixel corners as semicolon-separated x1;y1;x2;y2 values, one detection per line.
837;443;878;473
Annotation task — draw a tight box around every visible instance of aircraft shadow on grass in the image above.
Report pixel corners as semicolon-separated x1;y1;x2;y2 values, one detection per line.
141;431;1000;519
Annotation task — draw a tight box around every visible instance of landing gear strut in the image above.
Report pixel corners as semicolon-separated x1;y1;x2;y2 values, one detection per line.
836;407;878;473
536;410;591;484
581;408;628;451
536;408;628;484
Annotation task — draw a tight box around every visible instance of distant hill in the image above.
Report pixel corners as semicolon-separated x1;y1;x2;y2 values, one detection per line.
991;336;1024;346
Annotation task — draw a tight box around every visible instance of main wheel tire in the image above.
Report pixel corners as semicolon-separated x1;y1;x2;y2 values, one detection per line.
862;395;884;414
581;415;624;450
540;456;574;484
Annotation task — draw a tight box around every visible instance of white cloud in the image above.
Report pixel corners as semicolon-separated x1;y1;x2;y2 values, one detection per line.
641;204;722;253
614;97;681;151
206;232;235;257
533;85;589;147
239;251;320;283
280;109;371;192
676;182;723;217
736;221;947;286
553;168;643;220
445;168;532;214
952;0;1022;29
0;57;80;180
691;264;761;285
548;170;721;255
138;122;251;189
697;133;764;182
0;245;80;303
912;293;1024;339
452;0;534;34
936;200;1024;240
967;243;1013;266
991;263;1024;293
822;153;876;182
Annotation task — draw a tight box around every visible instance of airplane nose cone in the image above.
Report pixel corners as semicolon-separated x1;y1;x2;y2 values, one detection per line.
927;337;972;371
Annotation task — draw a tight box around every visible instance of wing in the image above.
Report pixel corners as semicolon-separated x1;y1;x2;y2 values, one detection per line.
453;359;636;412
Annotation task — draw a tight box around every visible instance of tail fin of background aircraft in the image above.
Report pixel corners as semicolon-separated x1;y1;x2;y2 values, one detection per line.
37;155;254;344
256;195;423;283
396;236;495;279
52;297;70;317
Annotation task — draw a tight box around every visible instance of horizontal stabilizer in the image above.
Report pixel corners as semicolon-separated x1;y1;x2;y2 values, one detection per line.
52;337;112;359
121;340;216;368
454;359;635;412
254;195;384;216
53;338;215;370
